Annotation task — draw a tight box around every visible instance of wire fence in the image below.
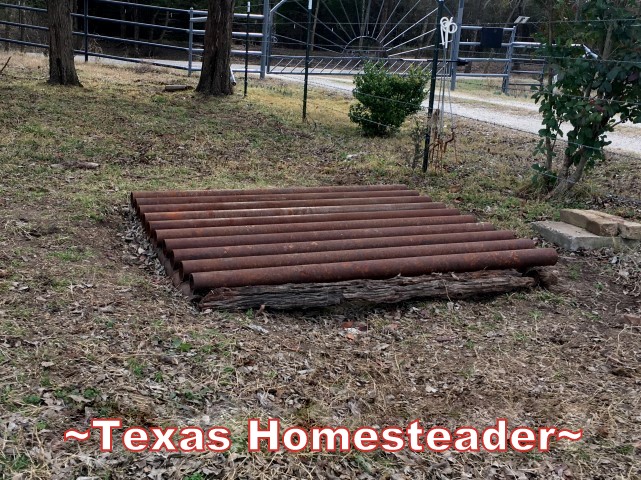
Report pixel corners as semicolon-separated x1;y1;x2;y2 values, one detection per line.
1;2;639;198
250;66;641;205
293;75;641;146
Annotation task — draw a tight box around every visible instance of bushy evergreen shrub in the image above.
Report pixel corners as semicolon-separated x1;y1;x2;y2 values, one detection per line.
349;62;429;136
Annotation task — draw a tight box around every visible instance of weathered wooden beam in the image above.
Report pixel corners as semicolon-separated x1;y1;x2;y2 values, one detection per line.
198;270;538;310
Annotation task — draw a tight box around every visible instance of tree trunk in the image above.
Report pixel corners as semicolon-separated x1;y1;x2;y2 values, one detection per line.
544;7;554;171
47;0;81;86
548;150;588;199
196;0;235;96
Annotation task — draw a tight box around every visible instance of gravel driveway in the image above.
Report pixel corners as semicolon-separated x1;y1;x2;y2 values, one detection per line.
275;74;641;157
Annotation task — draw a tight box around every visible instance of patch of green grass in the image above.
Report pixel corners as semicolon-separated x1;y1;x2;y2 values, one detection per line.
615;444;634;455
2;453;31;472
39;374;52;388
200;345;215;355
218;366;237;386
535;290;566;305
23;394;41;405
0;386;11;405
460;367;475;379
127;358;145;377
20;123;55;137
183;474;206;480
48;247;91;262
83;388;100;400
513;331;530;343
568;264;581;280
173;340;193;353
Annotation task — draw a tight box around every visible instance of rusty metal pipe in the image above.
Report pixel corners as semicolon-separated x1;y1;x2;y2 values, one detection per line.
154;215;477;242
170;230;516;264
189;248;559;290
179;239;535;279
152;215;476;242
131;184;409;205
141;202;448;226
162;223;496;252
138;196;437;215
135;189;420;207
148;208;460;232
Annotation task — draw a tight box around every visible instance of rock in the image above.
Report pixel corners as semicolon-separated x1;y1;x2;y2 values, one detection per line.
560;209;619;236
531;221;617;251
618;220;641;240
560;209;641;240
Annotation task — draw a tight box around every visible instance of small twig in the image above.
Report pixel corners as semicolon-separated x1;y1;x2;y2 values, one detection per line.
0;56;11;76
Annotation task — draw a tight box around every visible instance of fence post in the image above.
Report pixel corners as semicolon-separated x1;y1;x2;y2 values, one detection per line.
449;0;464;90
83;0;89;62
187;7;193;77
244;1;250;97
502;26;517;94
302;0;312;121
259;0;269;78
423;0;444;173
18;0;24;52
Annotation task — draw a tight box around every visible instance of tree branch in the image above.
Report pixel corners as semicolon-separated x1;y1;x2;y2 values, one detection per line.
0;56;11;76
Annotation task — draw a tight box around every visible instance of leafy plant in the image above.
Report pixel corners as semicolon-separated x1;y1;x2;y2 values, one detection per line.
533;0;641;198
530;162;558;193
349;62;429;136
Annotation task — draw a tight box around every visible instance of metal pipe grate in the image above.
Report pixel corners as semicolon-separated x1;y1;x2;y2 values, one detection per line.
131;185;557;295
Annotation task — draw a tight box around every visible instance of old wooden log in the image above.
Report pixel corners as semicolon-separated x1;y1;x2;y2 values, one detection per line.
198;270;537;310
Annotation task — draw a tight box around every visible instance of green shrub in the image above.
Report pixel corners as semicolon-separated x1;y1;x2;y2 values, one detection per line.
349;62;429;136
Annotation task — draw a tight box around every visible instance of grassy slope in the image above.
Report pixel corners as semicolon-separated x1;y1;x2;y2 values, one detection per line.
0;55;640;479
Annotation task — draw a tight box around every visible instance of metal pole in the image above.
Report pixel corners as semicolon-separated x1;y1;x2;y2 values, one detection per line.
83;0;89;62
259;0;270;78
502;26;517;94
244;1;250;97
422;0;444;173
302;0;312;121
18;0;24;53
187;8;193;76
450;0;464;90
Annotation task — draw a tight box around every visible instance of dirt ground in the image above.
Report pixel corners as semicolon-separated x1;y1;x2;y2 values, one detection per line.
1;54;640;479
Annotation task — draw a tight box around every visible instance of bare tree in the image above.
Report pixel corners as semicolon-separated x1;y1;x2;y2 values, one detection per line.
196;0;235;96
46;0;81;86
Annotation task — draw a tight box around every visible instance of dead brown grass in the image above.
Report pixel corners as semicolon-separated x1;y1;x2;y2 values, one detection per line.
0;53;640;480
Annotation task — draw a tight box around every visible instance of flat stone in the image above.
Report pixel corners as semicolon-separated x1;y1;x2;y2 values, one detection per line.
590;211;641;240
560;209;619;236
560;209;641;240
531;221;617;251
618;219;641;240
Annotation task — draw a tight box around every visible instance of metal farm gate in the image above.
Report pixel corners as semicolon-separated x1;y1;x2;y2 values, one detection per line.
0;0;543;92
263;0;441;76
